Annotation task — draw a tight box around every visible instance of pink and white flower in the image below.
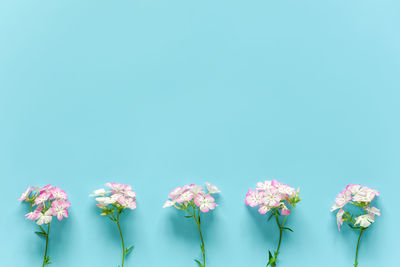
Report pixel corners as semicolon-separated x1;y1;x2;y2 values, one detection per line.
19;187;32;201
163;183;220;213
50;187;68;201
246;179;300;215
194;194;216;212
331;184;380;230
91;182;137;212
336;209;345;231
51;200;70;220
20;184;70;225
206;183;221;194
37;209;53;225
245;189;264;207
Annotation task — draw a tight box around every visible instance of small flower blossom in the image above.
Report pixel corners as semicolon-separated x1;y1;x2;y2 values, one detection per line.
194;194;216;212
246;179;301;267
354;214;375;228
336;209;345;231
245;189;264;207
37;209;53;225
206;182;221;194
19;187;32;201
51;200;70;220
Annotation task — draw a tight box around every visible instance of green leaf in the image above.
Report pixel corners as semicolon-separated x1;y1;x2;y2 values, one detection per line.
125;245;134;255
267;250;276;267
35;231;48;237
282;227;294;232
43;256;52;266
184;215;192;218
195;259;204;267
267;213;274;221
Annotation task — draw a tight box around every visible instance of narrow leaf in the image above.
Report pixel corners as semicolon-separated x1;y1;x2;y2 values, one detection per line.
35;231;48;237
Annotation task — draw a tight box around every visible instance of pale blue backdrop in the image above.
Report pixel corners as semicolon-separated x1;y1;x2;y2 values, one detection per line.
0;0;399;266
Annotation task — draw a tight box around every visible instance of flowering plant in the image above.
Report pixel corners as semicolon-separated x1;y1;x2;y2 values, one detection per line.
245;180;301;267
163;183;220;267
331;184;380;267
90;183;137;267
19;185;70;267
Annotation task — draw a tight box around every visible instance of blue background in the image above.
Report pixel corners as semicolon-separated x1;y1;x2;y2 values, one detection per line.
0;0;399;266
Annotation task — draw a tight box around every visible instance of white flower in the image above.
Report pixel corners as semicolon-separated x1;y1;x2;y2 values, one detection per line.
256;180;273;191
190;185;205;195
206;183;220;194
354;214;375;228
89;188;108;197
364;206;381;217
95;196;115;206
163;200;175;208
37;210;53;225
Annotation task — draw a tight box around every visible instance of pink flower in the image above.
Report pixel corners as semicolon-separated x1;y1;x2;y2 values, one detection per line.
35;191;52;205
281;205;291;215
194;194;216;213
51;200;70;221
50;187;68;201
168;186;188;200
25;207;43;221
258;204;270;214
19;187;32;201
262;188;282;207
336;209;345;231
176;190;194;203
117;195;137;210
331;189;351;211
245;189;264;207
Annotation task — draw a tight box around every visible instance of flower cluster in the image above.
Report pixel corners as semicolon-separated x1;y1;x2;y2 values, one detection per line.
91;182;137;212
331;184;380;230
245;180;300;215
164;183;220;267
90;183;136;267
163;182;220;212
245;180;300;267
19;185;70;225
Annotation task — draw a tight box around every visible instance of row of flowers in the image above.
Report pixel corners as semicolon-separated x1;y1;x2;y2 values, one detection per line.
19;181;380;267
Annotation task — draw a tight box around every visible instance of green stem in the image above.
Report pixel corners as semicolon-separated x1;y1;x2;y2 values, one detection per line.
42;222;51;267
194;214;206;266
116;213;126;267
186;205;206;266
354;229;364;267
271;203;296;266
274;214;283;259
